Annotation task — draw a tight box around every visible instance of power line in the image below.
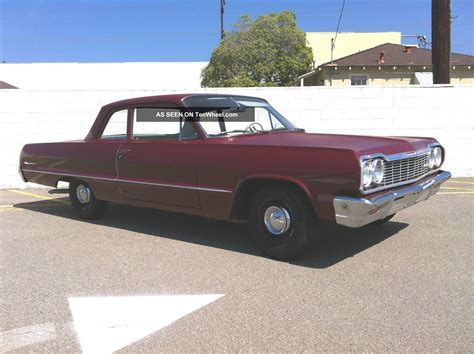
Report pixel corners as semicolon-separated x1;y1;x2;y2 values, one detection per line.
334;0;346;45
331;0;346;63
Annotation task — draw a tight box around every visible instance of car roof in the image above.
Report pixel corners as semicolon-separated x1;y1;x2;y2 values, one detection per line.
102;93;268;109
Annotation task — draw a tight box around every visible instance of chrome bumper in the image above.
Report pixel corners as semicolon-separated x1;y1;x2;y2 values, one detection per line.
333;171;451;228
18;165;27;182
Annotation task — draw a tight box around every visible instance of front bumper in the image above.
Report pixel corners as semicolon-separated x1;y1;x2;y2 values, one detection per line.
333;170;451;228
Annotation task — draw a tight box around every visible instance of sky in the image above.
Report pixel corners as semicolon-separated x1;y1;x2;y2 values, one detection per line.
0;0;473;63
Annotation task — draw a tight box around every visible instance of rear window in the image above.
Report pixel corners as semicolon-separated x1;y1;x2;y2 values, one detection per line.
101;110;128;140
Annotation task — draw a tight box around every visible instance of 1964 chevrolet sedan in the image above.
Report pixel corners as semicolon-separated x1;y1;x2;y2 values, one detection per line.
19;94;451;260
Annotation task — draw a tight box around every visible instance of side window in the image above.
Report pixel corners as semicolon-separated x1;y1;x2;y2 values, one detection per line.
101;109;128;140
133;107;197;141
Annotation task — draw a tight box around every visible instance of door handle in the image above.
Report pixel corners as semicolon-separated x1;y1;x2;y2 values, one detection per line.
117;149;131;160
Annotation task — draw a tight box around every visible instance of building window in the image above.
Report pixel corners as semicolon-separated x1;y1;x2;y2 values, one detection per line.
350;75;368;86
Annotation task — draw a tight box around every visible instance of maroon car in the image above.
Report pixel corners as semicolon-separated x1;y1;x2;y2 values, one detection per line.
19;94;451;260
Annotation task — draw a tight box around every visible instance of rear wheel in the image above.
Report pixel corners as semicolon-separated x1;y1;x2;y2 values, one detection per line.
249;186;314;260
69;180;107;219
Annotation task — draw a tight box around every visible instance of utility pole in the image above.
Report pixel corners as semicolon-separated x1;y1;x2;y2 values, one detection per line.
432;0;451;84
220;0;225;40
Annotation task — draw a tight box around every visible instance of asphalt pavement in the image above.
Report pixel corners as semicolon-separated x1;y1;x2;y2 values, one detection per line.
1;179;473;352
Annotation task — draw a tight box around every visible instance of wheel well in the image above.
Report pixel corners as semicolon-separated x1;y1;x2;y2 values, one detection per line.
230;179;316;222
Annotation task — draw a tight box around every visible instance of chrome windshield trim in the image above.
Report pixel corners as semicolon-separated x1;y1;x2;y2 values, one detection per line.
358;143;442;195
21;168;233;194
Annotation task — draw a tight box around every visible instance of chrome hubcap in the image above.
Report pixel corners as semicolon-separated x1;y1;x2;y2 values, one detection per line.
76;184;91;204
263;206;291;236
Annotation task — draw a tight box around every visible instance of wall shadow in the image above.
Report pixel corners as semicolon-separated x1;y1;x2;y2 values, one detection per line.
14;199;408;269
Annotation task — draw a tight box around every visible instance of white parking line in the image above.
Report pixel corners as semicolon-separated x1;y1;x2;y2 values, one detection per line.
0;323;56;352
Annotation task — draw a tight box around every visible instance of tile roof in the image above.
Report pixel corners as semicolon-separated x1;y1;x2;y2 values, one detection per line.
0;80;19;89
321;43;474;67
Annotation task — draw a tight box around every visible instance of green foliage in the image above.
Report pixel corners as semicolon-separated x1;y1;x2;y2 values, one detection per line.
201;11;313;87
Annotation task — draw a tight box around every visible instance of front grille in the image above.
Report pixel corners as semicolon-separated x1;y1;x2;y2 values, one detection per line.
382;152;430;187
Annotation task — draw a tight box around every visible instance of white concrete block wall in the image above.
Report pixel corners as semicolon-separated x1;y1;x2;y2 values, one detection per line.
0;62;208;90
1;85;473;188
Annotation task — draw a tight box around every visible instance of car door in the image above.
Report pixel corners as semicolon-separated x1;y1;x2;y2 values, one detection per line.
77;108;128;201
116;104;201;209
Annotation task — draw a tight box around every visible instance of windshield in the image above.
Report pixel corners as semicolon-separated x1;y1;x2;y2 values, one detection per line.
182;95;298;137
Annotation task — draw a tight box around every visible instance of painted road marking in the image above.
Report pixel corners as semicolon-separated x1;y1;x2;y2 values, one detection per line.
0;208;24;213
68;294;224;354
7;189;70;204
0;205;24;212
438;192;474;195
0;323;56;352
440;186;474;191
446;180;474;185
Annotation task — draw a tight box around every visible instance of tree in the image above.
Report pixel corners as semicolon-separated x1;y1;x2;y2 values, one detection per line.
201;11;313;87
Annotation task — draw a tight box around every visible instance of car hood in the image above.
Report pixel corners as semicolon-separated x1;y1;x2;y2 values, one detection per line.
223;131;438;156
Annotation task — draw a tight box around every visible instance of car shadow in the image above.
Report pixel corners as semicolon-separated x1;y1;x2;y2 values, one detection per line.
14;198;409;269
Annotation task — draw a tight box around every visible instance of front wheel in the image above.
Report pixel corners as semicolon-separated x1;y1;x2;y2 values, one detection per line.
69;180;107;219
249;186;314;260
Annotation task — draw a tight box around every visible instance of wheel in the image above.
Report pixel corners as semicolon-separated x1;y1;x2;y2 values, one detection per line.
69;180;107;219
249;186;314;260
373;213;396;225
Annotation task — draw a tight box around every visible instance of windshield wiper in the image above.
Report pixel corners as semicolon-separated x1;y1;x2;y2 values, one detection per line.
212;129;273;136
271;127;304;132
212;130;247;136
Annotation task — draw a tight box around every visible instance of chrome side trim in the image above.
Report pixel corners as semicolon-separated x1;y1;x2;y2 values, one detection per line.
117;178;196;191
359;143;442;195
21;168;233;194
196;186;233;193
334;170;451;228
22;168;116;182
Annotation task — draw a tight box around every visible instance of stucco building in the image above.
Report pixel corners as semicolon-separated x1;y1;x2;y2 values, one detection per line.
306;31;401;67
295;43;474;86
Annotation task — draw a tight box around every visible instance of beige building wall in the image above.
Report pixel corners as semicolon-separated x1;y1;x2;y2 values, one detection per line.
306;32;401;66
319;68;413;86
451;68;474;84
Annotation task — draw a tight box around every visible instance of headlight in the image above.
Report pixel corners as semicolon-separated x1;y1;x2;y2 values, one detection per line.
428;148;436;169
361;158;384;189
371;159;384;184
361;160;373;187
433;147;442;167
